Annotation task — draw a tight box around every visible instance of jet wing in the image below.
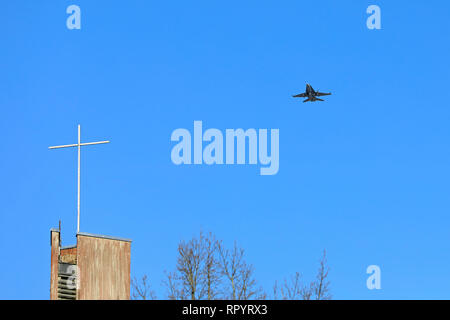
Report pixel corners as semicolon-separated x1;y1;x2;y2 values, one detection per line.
292;93;307;98
315;92;331;96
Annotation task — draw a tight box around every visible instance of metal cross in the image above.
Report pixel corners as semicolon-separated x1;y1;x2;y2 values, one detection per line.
49;124;110;233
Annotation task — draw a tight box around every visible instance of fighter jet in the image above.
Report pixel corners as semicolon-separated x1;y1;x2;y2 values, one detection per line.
292;84;332;102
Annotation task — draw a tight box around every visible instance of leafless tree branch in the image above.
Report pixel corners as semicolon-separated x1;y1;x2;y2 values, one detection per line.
131;275;156;300
274;250;331;300
162;232;330;300
218;241;264;300
312;249;331;300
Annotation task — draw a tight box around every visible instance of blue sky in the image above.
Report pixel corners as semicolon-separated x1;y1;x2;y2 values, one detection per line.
1;0;450;299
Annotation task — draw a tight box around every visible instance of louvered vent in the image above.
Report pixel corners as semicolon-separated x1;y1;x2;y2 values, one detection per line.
58;263;77;300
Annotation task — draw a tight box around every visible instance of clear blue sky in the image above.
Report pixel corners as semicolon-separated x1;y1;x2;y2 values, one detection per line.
1;0;450;299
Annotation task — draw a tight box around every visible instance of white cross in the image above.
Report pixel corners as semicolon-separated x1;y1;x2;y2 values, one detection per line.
49;124;110;233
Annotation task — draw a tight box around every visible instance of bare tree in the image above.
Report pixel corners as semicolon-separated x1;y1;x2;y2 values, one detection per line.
164;231;221;300
274;250;331;300
164;232;265;300
177;232;205;299
162;232;330;300
131;275;156;300
276;272;303;300
201;232;221;300
218;241;265;300
273;280;279;300
312;250;331;300
163;270;187;300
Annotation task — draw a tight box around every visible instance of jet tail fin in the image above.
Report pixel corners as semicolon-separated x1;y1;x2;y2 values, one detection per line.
315;98;324;101
303;98;311;103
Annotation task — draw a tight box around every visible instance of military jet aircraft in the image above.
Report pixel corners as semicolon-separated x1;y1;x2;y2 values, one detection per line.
292;84;332;102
